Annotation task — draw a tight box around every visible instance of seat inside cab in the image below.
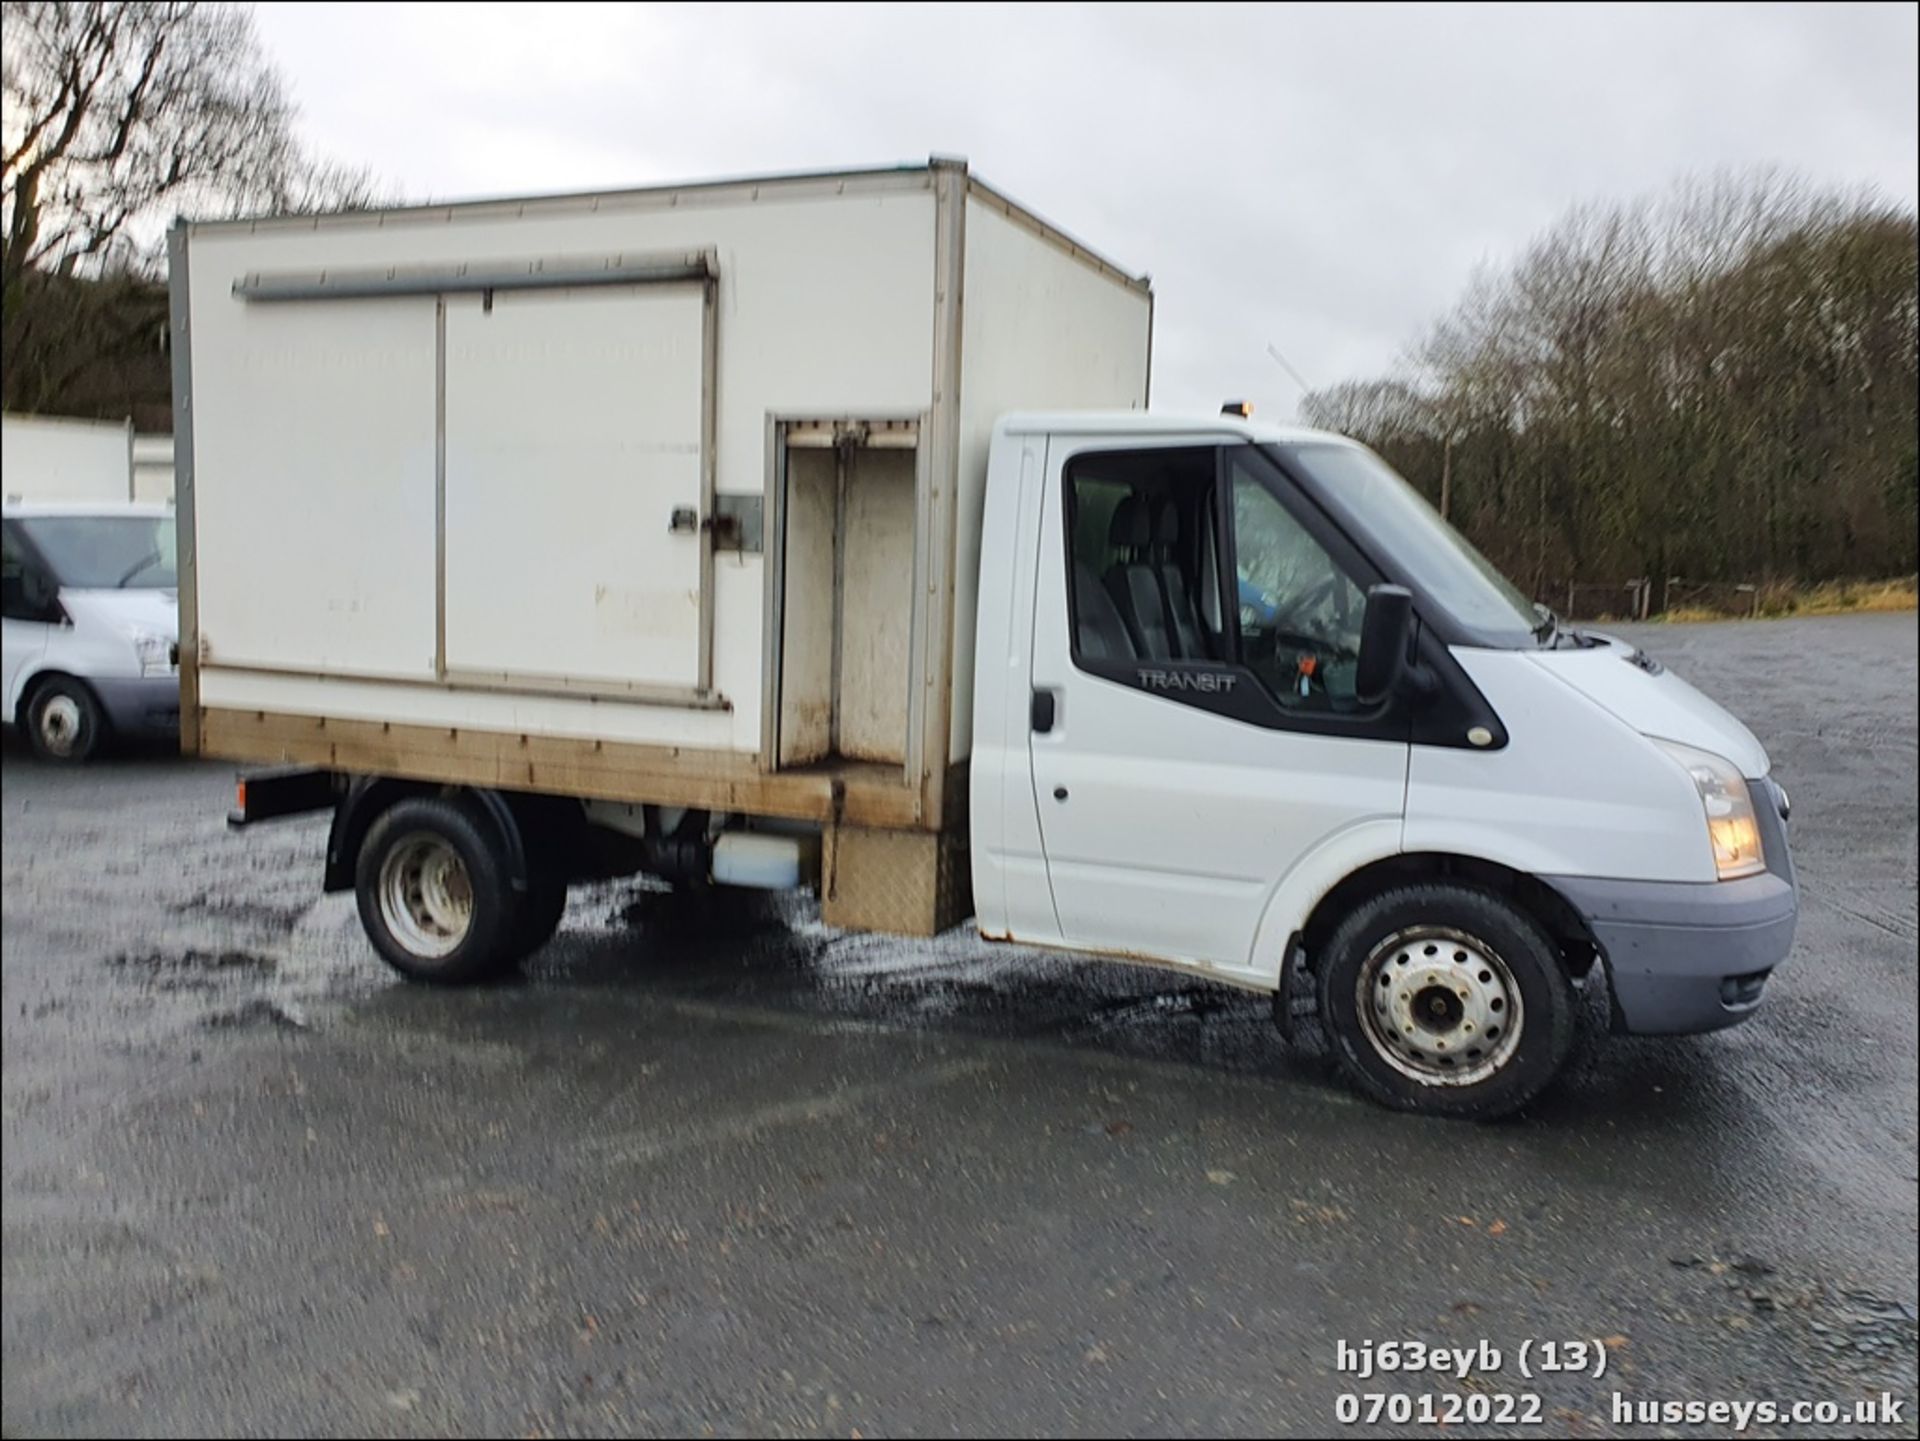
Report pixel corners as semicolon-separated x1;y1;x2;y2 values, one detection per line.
1065;447;1224;664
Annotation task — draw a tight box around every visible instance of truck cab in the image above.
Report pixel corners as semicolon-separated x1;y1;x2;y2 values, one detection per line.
970;413;1795;1115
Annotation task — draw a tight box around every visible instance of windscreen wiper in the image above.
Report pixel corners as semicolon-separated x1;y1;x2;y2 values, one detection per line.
116;550;162;587
1531;603;1559;646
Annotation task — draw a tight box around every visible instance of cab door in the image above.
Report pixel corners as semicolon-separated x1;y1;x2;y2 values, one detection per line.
1025;437;1409;980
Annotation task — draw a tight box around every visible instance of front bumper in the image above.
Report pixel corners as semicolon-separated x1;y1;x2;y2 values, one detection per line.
1547;777;1797;1035
91;674;181;739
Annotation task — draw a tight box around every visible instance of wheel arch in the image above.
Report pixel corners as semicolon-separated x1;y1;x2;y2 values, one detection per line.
324;780;543;896
7;662;39;723
12;667;97;727
1300;852;1602;983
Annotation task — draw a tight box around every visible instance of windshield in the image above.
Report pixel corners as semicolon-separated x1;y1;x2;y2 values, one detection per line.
17;514;177;589
1272;443;1539;646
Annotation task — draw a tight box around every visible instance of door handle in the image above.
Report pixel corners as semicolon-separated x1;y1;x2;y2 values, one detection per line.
1030;688;1056;733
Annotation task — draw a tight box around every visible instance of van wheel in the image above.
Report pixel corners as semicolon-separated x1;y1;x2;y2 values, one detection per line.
1318;882;1575;1120
25;677;104;763
355;796;521;985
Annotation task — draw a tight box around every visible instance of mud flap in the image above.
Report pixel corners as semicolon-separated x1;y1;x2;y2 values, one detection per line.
1273;939;1329;1059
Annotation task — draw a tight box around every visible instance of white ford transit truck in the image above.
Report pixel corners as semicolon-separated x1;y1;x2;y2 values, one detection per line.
174;159;1796;1118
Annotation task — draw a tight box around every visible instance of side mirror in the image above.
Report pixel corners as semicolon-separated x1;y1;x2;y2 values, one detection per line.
1355;584;1414;706
19;567;55;610
23;567;66;623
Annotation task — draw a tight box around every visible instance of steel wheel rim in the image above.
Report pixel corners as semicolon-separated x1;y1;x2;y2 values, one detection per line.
1355;926;1524;1087
378;832;473;960
38;694;84;757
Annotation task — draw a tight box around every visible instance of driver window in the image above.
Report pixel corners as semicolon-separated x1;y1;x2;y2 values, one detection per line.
1231;465;1368;710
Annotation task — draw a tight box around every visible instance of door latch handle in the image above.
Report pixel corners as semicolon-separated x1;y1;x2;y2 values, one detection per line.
1030;689;1056;733
1052;786;1068;802
668;506;743;547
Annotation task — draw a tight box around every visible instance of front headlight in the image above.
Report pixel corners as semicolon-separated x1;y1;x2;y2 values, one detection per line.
1655;739;1765;880
125;628;176;678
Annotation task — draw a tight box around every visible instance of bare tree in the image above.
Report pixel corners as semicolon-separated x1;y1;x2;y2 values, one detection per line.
1308;170;1918;593
2;0;373;299
1300;377;1436;442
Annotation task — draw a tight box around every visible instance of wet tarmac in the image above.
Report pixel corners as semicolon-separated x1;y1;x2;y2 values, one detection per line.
4;613;1915;1436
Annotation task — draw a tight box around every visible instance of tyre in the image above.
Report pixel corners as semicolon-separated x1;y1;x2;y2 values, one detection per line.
510;872;569;960
25;677;104;763
355;795;522;985
1317;882;1576;1120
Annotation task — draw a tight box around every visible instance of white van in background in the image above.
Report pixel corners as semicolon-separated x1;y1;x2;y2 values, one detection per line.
2;501;181;762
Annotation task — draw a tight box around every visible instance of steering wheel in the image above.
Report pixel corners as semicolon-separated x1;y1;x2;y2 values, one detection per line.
1248;623;1349;694
1247;578;1360;699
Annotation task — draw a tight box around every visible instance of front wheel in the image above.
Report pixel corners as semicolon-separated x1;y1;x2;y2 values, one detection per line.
1318;882;1575;1120
355;796;522;985
25;677;104;763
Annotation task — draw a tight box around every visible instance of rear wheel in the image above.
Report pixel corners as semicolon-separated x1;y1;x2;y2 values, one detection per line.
1318;882;1576;1120
25;677;104;763
355;796;521;984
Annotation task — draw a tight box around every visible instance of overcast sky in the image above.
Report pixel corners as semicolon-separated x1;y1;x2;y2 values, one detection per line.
254;1;1918;420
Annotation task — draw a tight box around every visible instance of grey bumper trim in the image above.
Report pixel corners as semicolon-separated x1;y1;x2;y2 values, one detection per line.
90;675;182;737
1546;777;1798;1036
